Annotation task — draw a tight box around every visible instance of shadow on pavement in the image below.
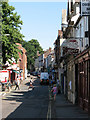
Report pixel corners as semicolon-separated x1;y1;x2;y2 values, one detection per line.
2;78;49;119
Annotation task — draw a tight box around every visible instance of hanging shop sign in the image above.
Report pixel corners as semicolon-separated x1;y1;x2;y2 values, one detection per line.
81;0;90;16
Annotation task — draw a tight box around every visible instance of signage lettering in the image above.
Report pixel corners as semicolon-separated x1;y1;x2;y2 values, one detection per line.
81;0;90;16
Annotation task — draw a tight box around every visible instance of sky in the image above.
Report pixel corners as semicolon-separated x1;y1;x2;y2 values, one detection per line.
9;1;67;50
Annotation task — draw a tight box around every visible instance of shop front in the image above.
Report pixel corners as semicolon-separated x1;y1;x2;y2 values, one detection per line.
75;47;90;111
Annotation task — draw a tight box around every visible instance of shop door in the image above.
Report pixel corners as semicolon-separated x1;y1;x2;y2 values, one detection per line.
78;61;88;111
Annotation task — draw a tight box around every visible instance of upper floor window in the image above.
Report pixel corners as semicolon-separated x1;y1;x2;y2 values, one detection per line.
71;1;73;12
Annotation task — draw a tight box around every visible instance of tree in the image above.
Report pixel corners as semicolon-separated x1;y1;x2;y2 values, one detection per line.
1;1;24;64
22;39;43;71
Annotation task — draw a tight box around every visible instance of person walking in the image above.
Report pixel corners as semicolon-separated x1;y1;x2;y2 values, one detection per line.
28;77;34;90
51;84;57;101
15;76;20;90
7;80;12;91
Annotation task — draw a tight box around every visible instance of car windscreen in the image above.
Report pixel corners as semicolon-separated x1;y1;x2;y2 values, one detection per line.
40;73;49;79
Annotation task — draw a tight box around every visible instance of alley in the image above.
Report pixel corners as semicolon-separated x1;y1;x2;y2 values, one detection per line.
2;76;49;119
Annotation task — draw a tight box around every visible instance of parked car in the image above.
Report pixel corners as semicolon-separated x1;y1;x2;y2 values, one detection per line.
40;72;49;85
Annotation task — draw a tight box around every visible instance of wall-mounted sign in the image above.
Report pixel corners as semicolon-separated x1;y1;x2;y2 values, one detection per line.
81;0;90;16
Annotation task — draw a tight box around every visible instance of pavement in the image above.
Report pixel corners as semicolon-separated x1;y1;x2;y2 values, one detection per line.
50;91;88;120
0;76;34;96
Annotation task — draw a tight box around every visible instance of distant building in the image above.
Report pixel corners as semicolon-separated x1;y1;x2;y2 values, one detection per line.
34;48;53;73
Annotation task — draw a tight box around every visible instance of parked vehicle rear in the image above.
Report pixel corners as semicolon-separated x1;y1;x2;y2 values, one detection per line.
40;72;49;85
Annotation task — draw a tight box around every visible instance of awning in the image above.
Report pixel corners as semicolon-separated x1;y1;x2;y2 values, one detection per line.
13;70;19;74
7;66;12;69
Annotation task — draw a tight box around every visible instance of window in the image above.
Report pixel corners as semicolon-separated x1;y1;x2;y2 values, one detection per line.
82;39;83;47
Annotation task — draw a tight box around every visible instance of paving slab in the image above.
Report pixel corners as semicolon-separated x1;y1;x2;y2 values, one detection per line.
51;94;88;119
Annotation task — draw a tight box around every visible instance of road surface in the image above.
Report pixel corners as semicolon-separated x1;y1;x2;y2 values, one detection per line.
2;76;49;119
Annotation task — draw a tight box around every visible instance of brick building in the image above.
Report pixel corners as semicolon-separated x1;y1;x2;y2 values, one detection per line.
54;30;63;80
16;43;27;80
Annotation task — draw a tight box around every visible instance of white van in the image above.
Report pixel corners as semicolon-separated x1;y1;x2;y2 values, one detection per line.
40;72;49;85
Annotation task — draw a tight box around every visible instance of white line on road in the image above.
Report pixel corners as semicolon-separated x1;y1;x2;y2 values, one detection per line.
47;86;51;120
2;93;6;96
50;100;51;118
0;92;6;96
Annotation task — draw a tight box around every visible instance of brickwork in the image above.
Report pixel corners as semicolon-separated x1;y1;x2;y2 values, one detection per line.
16;43;27;80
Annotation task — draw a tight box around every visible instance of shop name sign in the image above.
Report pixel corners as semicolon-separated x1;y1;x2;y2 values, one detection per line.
81;0;90;16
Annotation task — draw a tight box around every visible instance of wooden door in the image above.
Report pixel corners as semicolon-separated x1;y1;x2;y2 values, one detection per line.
78;61;89;111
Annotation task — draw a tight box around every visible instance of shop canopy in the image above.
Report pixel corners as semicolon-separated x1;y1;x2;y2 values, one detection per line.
13;70;19;74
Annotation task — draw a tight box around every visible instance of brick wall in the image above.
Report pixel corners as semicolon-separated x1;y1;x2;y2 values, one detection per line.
16;43;27;80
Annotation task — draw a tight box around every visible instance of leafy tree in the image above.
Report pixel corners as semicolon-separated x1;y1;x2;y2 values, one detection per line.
22;39;43;71
1;1;24;64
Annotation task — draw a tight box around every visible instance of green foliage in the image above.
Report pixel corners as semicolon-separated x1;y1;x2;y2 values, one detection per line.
1;2;24;64
22;39;43;71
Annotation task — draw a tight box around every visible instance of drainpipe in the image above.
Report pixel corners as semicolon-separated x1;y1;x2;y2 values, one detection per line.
89;16;90;46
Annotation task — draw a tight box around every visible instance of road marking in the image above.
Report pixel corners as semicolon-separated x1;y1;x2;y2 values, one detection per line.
2;93;6;96
50;100;51;118
47;86;51;120
0;92;7;96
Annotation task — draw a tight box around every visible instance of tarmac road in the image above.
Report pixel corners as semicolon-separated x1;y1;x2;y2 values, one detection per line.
2;76;49;119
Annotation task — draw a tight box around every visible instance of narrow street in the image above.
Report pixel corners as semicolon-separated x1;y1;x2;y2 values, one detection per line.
2;76;49;119
1;76;89;119
0;1;90;120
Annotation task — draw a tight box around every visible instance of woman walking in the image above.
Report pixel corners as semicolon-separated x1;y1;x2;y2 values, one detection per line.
51;84;57;101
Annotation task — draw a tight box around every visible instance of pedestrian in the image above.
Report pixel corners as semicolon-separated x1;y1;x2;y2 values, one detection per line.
15;76;20;90
7;80;12;91
51;84;57;101
28;77;34;90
